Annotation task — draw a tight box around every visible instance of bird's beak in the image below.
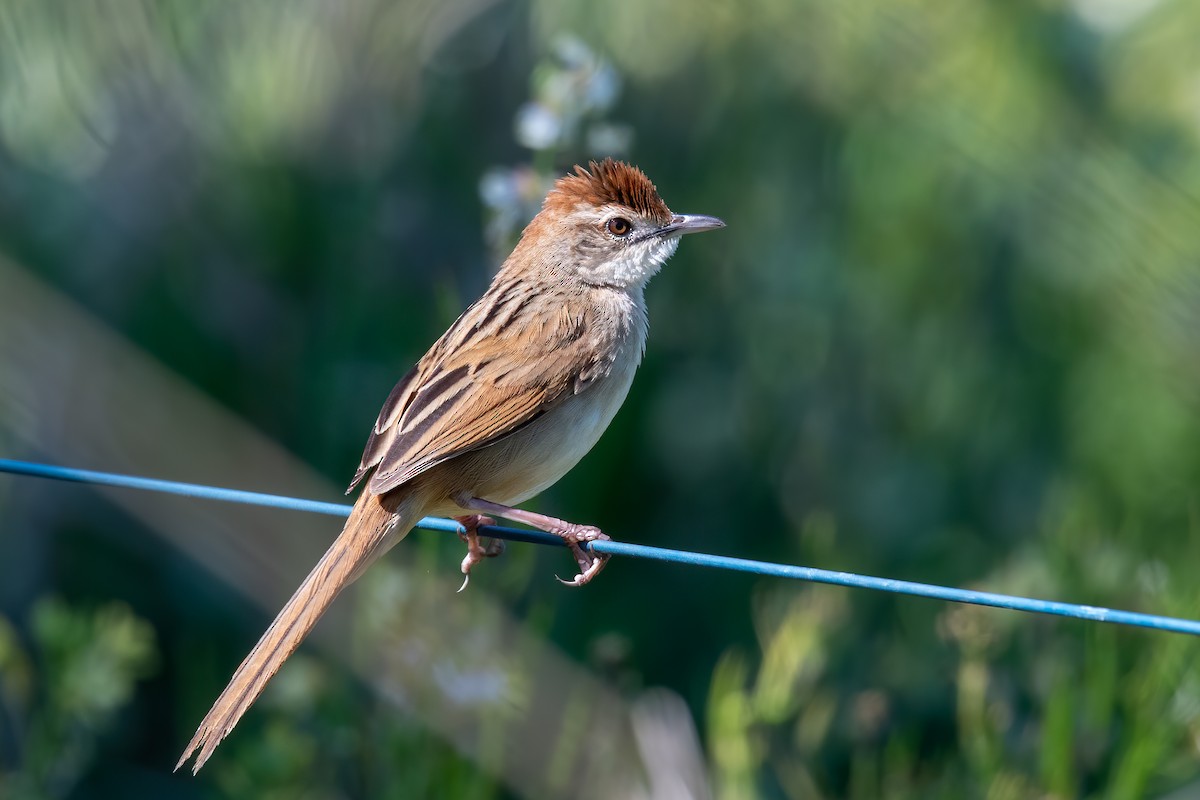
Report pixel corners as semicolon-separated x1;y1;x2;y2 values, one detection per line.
657;214;726;237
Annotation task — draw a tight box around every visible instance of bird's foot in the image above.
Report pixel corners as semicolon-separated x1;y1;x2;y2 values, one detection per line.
552;524;611;587
450;495;613;588
455;514;504;592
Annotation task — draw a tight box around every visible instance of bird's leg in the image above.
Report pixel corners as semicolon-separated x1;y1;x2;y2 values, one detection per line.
454;514;504;592
453;495;610;587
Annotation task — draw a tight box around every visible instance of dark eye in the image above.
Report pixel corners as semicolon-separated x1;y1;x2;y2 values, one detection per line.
606;217;632;237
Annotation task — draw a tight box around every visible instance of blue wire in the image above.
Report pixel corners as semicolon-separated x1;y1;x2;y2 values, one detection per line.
3;458;1199;637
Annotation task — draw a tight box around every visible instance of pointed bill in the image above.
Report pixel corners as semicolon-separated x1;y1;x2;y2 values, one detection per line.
657;214;725;237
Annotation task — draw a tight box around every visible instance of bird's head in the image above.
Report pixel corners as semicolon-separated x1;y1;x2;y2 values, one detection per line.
512;159;724;289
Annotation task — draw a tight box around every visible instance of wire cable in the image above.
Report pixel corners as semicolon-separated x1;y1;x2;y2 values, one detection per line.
2;458;1198;637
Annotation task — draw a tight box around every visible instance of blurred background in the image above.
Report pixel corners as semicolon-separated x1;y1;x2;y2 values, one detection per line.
1;0;1200;797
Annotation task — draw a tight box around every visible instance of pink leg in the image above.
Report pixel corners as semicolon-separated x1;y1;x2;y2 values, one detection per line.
454;514;505;592
453;495;611;587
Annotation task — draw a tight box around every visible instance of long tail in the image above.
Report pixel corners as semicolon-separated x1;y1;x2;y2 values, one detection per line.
176;488;425;774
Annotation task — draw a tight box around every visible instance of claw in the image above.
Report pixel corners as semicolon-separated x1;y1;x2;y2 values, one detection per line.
555;553;609;587
455;514;499;591
554;537;609;587
549;526;611;587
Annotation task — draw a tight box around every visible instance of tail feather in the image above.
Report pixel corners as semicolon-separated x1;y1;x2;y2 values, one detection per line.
176;488;423;774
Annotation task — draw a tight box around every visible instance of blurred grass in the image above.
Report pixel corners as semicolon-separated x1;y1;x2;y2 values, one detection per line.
0;599;156;800
1;0;1200;797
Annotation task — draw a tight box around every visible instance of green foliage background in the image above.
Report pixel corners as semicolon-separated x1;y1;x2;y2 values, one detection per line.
2;0;1200;797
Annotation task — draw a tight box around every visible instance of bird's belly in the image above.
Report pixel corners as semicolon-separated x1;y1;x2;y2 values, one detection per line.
446;361;638;512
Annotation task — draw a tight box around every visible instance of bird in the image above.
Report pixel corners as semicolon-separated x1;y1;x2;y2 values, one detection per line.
175;158;725;773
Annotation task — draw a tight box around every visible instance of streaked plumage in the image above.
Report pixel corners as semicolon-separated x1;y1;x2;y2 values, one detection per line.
176;159;723;773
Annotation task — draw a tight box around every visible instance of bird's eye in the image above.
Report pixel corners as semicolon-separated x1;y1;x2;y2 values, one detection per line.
606;217;632;237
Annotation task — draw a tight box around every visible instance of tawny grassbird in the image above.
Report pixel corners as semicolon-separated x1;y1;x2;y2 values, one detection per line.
176;159;724;773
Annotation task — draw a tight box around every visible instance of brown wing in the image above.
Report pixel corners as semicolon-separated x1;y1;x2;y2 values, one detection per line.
345;360;423;493
347;285;610;497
